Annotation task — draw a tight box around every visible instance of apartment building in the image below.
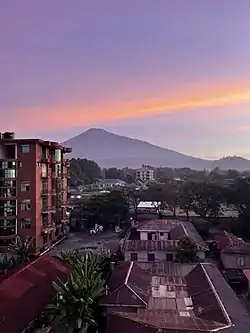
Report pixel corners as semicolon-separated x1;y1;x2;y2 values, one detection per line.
135;165;154;182
0;132;72;253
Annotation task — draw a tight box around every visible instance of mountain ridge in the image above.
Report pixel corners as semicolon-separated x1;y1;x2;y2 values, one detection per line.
62;128;250;170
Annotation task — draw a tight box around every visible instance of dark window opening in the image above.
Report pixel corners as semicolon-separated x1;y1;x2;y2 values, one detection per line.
148;253;155;261
0;238;13;247
131;253;138;261
5;144;16;159
166;253;174;261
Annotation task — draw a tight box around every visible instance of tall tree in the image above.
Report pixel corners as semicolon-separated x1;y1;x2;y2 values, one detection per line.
69;158;101;186
175;237;198;262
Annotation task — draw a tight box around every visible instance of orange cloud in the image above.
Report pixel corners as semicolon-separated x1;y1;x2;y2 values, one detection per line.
6;85;250;132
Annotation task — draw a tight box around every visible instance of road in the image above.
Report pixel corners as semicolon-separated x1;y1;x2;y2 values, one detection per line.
48;232;120;256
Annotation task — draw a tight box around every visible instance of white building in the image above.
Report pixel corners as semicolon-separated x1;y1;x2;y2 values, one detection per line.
95;179;127;190
135;165;154;182
122;219;208;262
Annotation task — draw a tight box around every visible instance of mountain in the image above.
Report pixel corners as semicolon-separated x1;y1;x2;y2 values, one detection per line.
62;128;250;170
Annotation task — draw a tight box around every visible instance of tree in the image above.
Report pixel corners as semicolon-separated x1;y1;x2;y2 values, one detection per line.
141;183;179;218
175;237;198;262
8;236;34;263
80;190;129;230
179;181;196;220
69;158;101;186
104;167;123;180
191;181;222;218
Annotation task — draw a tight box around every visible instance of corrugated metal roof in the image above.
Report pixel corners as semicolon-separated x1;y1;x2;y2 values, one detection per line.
104;262;250;332
0;255;71;333
215;230;250;254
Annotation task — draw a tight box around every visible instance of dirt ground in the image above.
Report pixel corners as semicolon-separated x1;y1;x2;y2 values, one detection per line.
48;231;120;256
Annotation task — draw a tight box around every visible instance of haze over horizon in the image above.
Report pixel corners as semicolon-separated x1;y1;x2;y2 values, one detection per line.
1;1;250;159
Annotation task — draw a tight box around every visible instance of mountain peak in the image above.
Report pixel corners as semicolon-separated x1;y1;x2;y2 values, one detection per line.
62;129;250;171
84;128;108;134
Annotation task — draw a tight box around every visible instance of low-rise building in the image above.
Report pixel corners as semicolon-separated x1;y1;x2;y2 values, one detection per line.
214;230;250;269
95;179;127;189
122;219;208;261
101;261;250;333
135;166;154;182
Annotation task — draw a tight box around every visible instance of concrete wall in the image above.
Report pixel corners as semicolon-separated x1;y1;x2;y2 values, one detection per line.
139;231;168;241
125;250;205;262
125;250;170;262
221;253;250;269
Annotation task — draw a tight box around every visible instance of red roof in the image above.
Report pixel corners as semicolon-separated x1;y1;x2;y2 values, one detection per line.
103;262;241;332
0;255;71;333
214;230;250;254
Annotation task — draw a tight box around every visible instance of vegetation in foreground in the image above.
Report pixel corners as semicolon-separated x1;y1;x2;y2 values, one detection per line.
0;235;34;276
46;249;115;333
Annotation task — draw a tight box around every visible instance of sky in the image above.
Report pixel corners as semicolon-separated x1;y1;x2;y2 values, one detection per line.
1;0;250;159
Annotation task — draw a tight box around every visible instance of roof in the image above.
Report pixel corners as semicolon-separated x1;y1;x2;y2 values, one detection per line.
137;201;160;209
243;269;250;282
97;179;126;184
104;262;250;333
136;219;208;250
0;255;71;333
123;240;179;252
100;262;151;307
137;219;180;231
214;230;250;254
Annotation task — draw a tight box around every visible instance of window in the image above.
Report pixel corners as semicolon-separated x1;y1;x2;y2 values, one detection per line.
0;239;13;247
166;253;173;261
131;253;138;261
4;169;16;178
148;253;155;261
152;286;160;298
21;144;30;153
41;164;47;177
21;218;32;229
21;199;31;211
0;219;16;227
21;181;31;192
237;257;245;266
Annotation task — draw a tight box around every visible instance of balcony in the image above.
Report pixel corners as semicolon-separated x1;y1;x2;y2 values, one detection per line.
41;205;49;213
40;157;49;164
0;226;16;237
41;188;48;196
49;156;57;164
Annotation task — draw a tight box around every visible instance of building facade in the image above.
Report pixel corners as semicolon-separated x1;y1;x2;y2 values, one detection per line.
135;166;154;182
122;219;208;262
214;230;250;269
95;179;127;189
0;132;72;253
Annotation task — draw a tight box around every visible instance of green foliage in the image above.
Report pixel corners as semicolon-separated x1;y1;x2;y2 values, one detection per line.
49;250;106;333
175;237;198;262
8;236;34;264
69;158;101;186
0;254;17;275
79;190;129;230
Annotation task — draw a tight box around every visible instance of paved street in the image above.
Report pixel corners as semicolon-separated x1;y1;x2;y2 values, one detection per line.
48;232;120;256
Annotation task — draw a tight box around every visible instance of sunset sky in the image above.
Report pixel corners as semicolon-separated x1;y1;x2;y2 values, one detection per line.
1;0;250;159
